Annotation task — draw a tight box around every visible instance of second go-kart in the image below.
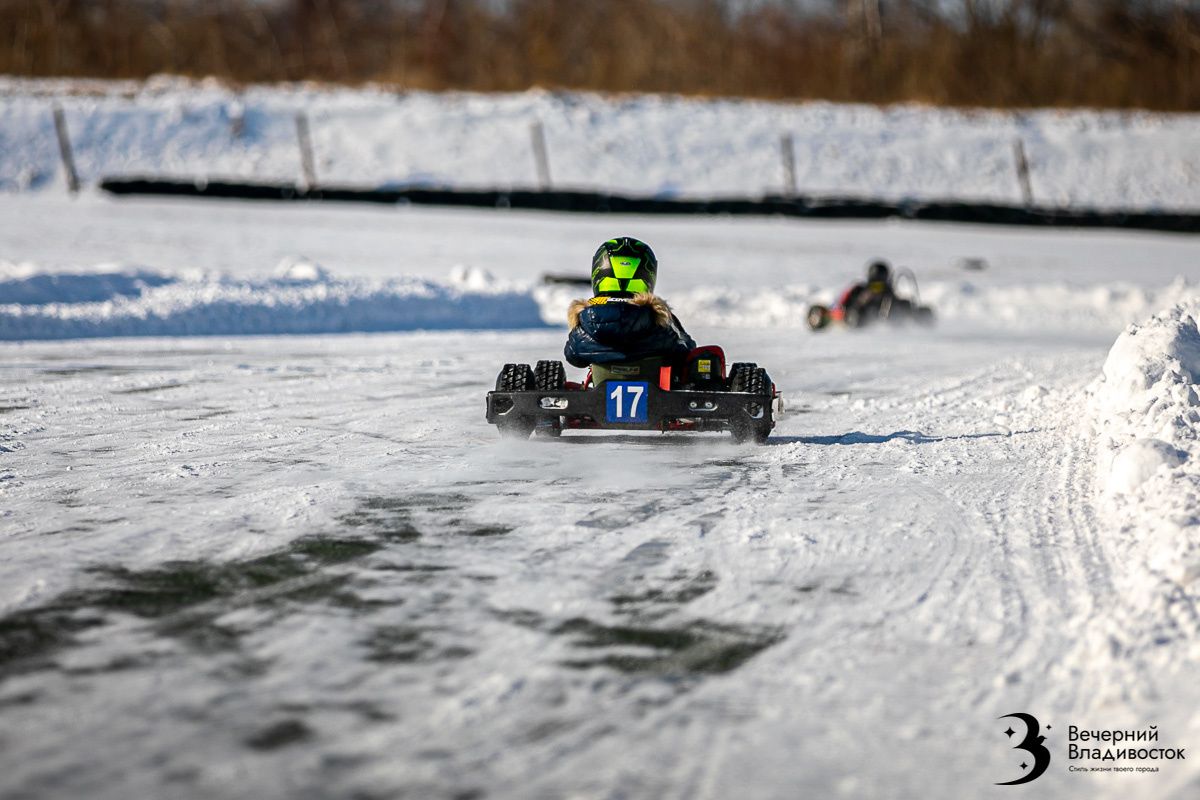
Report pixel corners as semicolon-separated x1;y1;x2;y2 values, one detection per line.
807;266;935;330
486;346;781;443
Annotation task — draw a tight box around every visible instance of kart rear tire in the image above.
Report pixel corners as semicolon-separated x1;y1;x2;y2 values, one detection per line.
730;365;772;444
806;305;830;331
915;306;935;326
533;360;565;437
495;363;536;439
727;362;757;391
888;298;914;320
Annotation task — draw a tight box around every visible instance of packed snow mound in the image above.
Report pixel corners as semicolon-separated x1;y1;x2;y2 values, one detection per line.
0;262;548;340
2;77;1200;209
1090;302;1200;583
1107;438;1188;496
271;255;331;283
1102;308;1200;399
0;261;175;305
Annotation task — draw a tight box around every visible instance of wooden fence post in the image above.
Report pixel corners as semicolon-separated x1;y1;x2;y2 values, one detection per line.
780;133;797;197
52;106;80;194
229;105;245;139
295;111;317;189
1013;137;1034;207
530;121;552;190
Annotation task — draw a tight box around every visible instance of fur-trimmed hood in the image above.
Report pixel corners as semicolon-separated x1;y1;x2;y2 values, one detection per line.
567;292;674;329
563;291;695;368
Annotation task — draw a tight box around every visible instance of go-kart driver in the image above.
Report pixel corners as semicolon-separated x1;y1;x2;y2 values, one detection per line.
564;237;696;368
835;259;898;324
807;258;933;330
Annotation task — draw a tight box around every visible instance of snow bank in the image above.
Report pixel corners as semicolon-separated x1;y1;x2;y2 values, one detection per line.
5;256;1190;340
1090;302;1200;584
0;260;548;340
923;279;1200;332
2;76;1199;209
0;261;176;304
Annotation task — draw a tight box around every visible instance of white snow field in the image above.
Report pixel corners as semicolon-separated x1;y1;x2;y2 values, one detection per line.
1;190;1199;800
2;77;1200;209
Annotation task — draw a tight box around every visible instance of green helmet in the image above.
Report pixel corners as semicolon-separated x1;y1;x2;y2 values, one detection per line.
591;237;658;297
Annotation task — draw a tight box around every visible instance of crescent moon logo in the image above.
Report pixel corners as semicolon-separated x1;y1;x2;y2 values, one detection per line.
997;713;1052;785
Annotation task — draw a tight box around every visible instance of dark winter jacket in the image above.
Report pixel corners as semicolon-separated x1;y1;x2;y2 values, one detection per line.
564;293;696;368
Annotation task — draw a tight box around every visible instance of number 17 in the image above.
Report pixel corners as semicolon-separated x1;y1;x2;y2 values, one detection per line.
609;384;644;418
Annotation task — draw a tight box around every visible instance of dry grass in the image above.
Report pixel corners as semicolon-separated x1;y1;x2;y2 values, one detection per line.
1;0;1197;111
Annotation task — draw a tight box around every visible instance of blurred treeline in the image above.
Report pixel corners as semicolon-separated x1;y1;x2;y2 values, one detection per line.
2;0;1198;110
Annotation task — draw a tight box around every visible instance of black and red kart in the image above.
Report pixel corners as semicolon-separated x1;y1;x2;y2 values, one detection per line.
806;267;935;331
485;346;780;443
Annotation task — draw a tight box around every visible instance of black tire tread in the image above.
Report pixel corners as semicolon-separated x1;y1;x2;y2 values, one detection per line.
730;363;768;395
727;362;757;391
496;362;535;392
532;360;566;438
533;360;566;391
494;363;536;439
730;365;772;444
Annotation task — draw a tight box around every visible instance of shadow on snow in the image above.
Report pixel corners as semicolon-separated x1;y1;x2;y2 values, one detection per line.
770;429;1037;446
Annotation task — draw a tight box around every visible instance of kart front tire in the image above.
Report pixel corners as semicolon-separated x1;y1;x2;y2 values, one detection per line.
806;305;830;331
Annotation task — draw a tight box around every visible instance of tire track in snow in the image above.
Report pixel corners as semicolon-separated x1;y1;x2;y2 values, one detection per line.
610;346;1119;800
941;359;1126;722
532;433;1006;799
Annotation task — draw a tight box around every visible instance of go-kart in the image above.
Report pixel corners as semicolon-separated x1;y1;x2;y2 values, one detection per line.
807;267;935;331
485;347;780;443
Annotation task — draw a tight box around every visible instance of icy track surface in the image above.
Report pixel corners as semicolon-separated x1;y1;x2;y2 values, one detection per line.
1;197;1199;798
2;329;1196;800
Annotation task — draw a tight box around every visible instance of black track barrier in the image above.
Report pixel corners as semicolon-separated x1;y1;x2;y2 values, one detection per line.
99;177;1200;235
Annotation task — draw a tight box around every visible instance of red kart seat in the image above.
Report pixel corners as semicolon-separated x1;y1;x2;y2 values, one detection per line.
685;346;726;384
